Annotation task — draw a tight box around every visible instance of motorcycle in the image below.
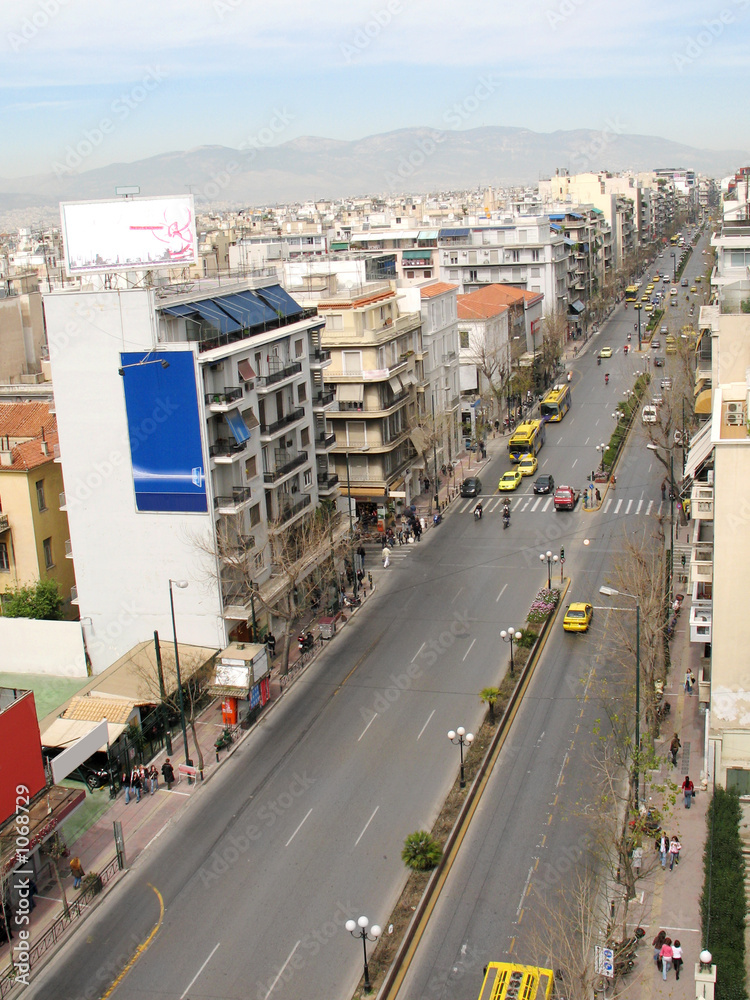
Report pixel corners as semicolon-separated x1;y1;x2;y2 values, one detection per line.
502;505;510;529
605;373;610;385
597;356;602;366
474;504;483;520
343;594;361;608
433;511;443;526
297;631;315;654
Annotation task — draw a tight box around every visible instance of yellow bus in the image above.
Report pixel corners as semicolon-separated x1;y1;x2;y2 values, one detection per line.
670;234;680;245
508;419;546;461
478;963;554;1000
540;383;571;422
625;285;639;301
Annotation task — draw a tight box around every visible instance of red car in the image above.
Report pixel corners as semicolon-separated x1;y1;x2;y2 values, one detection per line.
554;485;580;511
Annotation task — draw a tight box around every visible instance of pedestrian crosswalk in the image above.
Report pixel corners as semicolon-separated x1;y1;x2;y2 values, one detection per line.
455;496;666;517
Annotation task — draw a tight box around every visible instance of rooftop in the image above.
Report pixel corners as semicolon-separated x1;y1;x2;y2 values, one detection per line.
420;282;458;299
0;401;55;441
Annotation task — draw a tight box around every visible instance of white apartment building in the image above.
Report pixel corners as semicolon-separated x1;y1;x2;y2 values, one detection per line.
43;275;335;672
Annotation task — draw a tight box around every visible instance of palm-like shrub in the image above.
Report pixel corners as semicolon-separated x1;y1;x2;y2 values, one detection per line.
402;830;442;871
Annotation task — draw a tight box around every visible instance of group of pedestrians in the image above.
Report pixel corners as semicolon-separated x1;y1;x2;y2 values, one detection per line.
652;930;684;980
656;832;682;870
124;763;168;802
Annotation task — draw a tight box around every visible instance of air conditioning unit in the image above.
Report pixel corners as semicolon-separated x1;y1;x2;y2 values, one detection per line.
727;411;745;425
727;401;744;415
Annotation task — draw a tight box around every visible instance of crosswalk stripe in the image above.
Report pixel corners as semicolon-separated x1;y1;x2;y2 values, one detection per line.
626;499;633;513
488;498;502;513
637;500;643;514
543;497;553;512
531;497;542;512
604;498;613;512
615;499;623;513
647;500;654;515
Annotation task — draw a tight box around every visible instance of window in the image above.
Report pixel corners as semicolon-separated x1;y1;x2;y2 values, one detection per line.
460;330;470;349
328;314;344;331
727;768;750;796
449;253;458;265
43;537;53;569
303;469;312;487
511;250;520;263
346;421;366;447
531;249;540;262
0;542;8;572
36;480;46;512
245;455;257;478
423;270;431;278
249;503;261;527
301;427;310;446
297;383;307;403
342;351;361;373
468;269;478;282
406;270;415;279
295;339;304;358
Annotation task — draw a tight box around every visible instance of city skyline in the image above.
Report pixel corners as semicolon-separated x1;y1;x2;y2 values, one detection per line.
1;0;749;182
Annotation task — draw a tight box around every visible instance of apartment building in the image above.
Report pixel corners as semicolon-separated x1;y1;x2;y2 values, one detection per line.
0;403;75;615
412;282;461;465
318;284;424;509
457;287;511;428
43;276;336;672
0;271;47;383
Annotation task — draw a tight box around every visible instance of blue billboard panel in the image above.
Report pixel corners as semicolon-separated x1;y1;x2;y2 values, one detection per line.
120;351;207;513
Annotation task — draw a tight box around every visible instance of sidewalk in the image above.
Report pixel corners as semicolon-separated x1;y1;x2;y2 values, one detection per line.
628;595;708;1000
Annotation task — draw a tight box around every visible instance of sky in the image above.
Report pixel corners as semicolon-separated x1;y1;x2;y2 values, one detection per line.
1;0;749;179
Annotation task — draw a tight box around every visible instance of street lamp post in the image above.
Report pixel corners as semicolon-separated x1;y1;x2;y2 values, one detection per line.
599;587;641;806
596;442;607;476
448;726;474;788
671;251;676;282
345;916;382;993
344;450;358;601
168;579;192;770
539;550;558;589
647;444;675;601
500;628;522;676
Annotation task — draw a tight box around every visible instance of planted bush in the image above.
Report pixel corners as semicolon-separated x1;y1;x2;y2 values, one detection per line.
527;588;560;624
402;831;442;871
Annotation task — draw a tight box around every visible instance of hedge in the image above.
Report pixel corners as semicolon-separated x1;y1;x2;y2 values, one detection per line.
700;787;748;1000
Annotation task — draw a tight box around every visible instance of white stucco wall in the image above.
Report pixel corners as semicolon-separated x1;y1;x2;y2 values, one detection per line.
0;618;87;676
43;288;225;673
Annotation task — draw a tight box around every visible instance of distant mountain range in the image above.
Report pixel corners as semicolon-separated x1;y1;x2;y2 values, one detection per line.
1;125;745;229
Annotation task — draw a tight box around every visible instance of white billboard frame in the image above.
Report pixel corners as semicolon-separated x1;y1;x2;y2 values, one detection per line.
60;195;198;276
50;720;110;784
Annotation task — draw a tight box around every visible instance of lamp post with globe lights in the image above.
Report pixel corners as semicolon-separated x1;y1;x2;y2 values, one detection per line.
448;726;474;788
500;628;522;676
345;915;381;993
539;550;558;589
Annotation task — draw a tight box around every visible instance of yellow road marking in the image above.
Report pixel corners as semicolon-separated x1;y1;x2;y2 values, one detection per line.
100;884;164;999
509;937;516;954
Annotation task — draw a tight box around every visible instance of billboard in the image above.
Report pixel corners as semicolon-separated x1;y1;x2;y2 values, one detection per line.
120;350;208;513
60;195;197;275
0;692;46;822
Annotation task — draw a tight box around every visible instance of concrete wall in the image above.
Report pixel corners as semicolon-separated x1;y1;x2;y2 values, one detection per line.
0;618;88;676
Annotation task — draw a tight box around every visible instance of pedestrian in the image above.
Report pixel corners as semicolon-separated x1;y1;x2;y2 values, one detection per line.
161;758;175;790
69;856;85;889
382;545;390;569
357;544;366;567
669;834;682;869
266;632;276;657
669;733;681;766
494;420;500;435
658;833;669;869
684;667;692;694
661;479;667;501
682;774;695;808
652;929;666;967
632;845;643;876
689;668;696;691
419;516;426;536
423;476;430;494
397;527;404;545
123;771;131;803
659;937;673;980
595;488;601;503
149;764;159;795
130;767;142;802
672;940;683;980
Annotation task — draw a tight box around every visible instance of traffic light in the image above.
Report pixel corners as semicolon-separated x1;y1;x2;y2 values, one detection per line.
560;546;565;561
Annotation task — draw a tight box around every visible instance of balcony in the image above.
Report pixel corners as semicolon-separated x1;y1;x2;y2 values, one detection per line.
325;359;409;382
312;388;335;409
317;473;339;493
260;407;305;437
691;484;713;520
65;538;73;559
53;443;62;463
70;585;79;606
690;542;713;585
222;535;257;565
309;349;332;367
59;491;67;510
315;432;336;450
689;601;712;644
327;391;410;414
209;438;249;463
205;387;244;412
255;361;303;392
214;486;252;513
274;494;312;525
221;583;250;619
263;451;309;483
0;512;8;533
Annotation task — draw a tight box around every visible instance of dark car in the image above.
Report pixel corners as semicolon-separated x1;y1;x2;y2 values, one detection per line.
533;474;555;495
460;476;483;498
653;355;665;367
42;748;110;790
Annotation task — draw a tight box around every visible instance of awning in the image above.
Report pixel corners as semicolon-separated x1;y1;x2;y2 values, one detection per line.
694;377;709;396
41;718;128;753
336;384;364;403
161;303;201;318
256;284;304;318
190;300;242;335
243;409;260;429
401;371;417;386
330;241;349;250
569;300;585;313
403;249;432;260
226;411;251;444
418;230;438;240
219;291;278;328
694;389;712;416
388;375;404;393
439;228;470;238
237;359;256;381
684;419;713;478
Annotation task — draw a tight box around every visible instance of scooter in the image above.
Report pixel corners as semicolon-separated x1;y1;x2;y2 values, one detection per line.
597;356;602;366
433;511;443;526
502;505;511;529
343;594;361;608
297;631;315;653
474;504;483;520
605;373;610;385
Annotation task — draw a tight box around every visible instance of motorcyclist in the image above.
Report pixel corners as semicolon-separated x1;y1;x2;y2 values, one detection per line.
597;356;602;366
605;372;610;385
474;502;483;520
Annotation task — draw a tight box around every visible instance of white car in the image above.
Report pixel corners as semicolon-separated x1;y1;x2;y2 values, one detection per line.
642;405;657;424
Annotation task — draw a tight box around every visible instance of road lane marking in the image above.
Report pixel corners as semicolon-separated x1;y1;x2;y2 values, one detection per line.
462;638;477;661
531;498;542;511
488;498;501;512
181;942;220;999
543;497;553;511
626;499;633;513
571;458;578;468
358;714;377;742
637;499;643;513
647;500;654;515
411;642;425;663
516;866;534;916
417;710;435;740
604;498;612;512
496;583;508;603
285;808;312;847
101;884;164;999
355;806;379;846
451;586;464;604
264;941;301;1000
615;499;623;513
555;752;569;788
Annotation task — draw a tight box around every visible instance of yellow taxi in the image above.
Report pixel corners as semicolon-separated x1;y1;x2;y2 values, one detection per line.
690;285;697;293
641;293;650;302
644;303;654;312
498;469;522;492
695;275;702;282
646;283;654;293
652;274;659;282
563;602;593;633
518;453;538;476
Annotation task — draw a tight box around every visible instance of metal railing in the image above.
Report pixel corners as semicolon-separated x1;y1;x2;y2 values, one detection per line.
317;473;339;490
313;388;335;407
209;438;248;458
204;387;243;406
275;495;312;524
214;486;252;510
263;451;308;482
255;362;303;388
260;407;305;436
315;432;336;449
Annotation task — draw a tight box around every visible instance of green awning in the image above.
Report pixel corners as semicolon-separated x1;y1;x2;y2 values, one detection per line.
330;242;349;250
403;249;433;260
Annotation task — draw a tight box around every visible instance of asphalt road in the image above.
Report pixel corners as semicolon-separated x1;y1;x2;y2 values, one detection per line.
25;229;710;1000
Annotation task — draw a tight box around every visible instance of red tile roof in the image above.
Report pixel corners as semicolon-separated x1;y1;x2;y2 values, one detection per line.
420;282;458;299
0;430;58;472
457;294;509;320
0;402;56;440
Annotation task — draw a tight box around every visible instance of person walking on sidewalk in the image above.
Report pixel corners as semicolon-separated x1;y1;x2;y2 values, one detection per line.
130;767;142;802
685;667;693;694
149;764;159;795
658;832;669;869
659;938;673;980
682;774;695;808
161;758;175;790
652;929;666;968
669;732;682;766
69;856;85;889
669;834;682;870
672;940;683;980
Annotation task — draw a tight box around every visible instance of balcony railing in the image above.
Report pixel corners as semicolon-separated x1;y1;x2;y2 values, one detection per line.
222;535;257;562
315;432;336;449
310;349;332;365
255;361;303;389
689;601;712;643
691;484;713;520
260;407;305;436
275;494;312;524
209;438;248;459
205;387;243;407
65;538;73;558
263;451;309;482
214;486;252;511
59;492;67;510
317;473;340;491
313;388;335;407
70;586;79;605
0;512;8;533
